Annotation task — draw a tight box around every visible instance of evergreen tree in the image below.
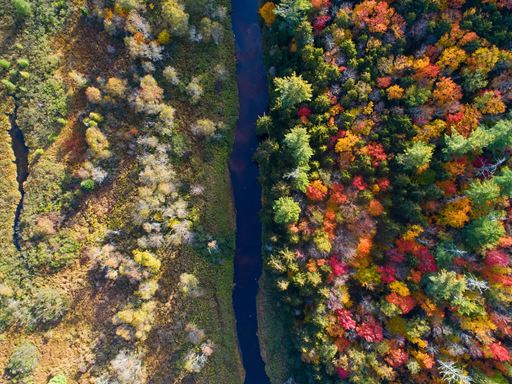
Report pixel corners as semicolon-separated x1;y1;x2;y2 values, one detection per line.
465;179;500;208
396;142;434;171
273;196;301;224
283;127;313;166
464;214;505;251
495;167;512;197
426;270;466;303
274;0;312;31
273;73;313;110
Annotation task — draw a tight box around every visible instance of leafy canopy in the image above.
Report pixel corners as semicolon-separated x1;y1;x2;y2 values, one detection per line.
273;196;301;224
273;73;312;110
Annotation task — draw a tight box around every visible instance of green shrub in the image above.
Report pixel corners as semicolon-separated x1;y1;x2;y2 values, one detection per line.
161;0;189;35
30;287;69;328
12;0;32;19
48;374;67;384
6;341;39;380
80;179;95;191
17;58;29;68
25;233;80;270
0;59;11;69
1;79;16;92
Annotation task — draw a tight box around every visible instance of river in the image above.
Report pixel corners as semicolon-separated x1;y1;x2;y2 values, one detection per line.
8;98;28;251
229;0;271;383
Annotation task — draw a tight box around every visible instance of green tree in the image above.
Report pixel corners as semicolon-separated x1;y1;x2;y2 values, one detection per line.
256;114;273;136
444;127;493;157
273;73;312;110
404;85;431;107
464;214;505;251
273;196;301;224
161;0;189;35
283;127;313;166
465;179;500;208
283;127;313;191
488;118;512;151
444;118;512;157
495;167;512;197
396;142;434;171
426;270;466;303
274;0;312;30
12;0;32;19
80;179;95;191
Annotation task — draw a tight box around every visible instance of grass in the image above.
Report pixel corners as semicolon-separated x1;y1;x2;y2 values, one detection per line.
0;0;244;382
0;98;20;281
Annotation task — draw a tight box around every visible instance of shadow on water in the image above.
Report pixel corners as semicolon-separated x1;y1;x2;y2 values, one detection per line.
8;97;29;251
229;0;270;383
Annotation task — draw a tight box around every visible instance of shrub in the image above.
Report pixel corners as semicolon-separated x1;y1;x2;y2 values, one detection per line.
185;77;203;104
104;77;127;98
30;287;70;328
48;374;67;384
1;79;16;92
12;0;32;19
110;350;145;384
161;0;189;36
17;58;29;68
85;86;102;103
80;179;95;191
132;249;161;273
0;59;11;69
112;301;156;340
191;119;216;137
6;341;39;380
163;66;179;85
85;127;111;159
24;233;80;271
179;273;201;296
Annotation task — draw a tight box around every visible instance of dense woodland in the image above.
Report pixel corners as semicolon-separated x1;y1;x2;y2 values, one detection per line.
0;0;241;383
2;0;512;383
258;0;512;383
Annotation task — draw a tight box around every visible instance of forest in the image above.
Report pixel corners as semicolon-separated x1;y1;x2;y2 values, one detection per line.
1;0;512;383
257;0;512;383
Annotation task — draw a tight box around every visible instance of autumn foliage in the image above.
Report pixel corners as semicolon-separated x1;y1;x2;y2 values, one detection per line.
260;0;512;382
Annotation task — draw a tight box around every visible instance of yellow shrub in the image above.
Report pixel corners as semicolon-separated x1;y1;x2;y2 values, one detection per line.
133;249;161;273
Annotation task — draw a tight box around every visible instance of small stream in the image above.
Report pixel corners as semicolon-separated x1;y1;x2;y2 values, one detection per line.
229;0;270;383
8;98;28;251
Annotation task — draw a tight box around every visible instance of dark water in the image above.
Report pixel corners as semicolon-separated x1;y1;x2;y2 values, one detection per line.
229;0;270;383
8;99;28;250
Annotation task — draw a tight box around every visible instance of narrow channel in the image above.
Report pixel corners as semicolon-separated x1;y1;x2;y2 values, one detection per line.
8;97;28;251
229;0;270;383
